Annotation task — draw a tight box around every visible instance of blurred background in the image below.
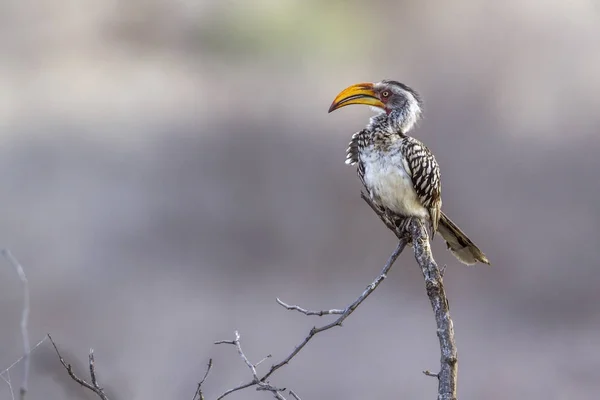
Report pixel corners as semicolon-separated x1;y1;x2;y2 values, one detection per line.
0;0;599;399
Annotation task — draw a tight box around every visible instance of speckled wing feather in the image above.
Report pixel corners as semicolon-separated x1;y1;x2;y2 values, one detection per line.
345;129;369;188
400;137;442;234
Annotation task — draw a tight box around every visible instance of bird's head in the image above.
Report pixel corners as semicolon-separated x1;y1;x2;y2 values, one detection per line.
328;80;423;133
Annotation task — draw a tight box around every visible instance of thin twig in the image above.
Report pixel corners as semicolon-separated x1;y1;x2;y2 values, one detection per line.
254;354;272;368
233;332;258;378
440;264;447;278
423;370;439;378
192;359;213;400
276;299;344;316
1;250;30;400
47;334;109;400
1;370;15;400
89;349;101;390
216;239;407;399
1;337;48;378
289;389;302;400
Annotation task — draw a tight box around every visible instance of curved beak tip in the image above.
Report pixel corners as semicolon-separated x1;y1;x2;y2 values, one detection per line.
327;82;383;114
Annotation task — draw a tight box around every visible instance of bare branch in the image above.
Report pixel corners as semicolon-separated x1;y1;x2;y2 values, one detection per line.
216;239;407;399
407;219;457;400
276;299;344;316
216;331;289;399
233;331;258;378
47;335;109;400
192;359;213;400
289;389;302;400
1;249;31;400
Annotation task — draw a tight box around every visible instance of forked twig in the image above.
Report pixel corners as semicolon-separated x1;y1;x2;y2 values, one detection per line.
47;334;109;400
215;331;290;399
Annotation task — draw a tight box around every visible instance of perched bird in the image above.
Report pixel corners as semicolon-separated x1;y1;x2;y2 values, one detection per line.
328;80;490;265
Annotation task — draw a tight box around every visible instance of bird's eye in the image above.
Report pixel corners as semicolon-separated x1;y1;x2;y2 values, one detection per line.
381;91;390;98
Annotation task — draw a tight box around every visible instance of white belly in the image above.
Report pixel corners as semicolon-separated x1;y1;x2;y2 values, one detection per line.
361;146;429;219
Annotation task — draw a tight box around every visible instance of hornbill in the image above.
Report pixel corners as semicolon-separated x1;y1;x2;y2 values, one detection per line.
328;80;490;265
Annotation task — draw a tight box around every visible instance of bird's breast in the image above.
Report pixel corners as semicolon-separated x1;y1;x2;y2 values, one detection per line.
360;144;429;219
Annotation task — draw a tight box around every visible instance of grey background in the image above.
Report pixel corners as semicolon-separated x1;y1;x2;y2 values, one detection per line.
0;1;599;399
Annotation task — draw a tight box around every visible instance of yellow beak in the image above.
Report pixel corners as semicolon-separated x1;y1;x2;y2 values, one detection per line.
328;82;385;113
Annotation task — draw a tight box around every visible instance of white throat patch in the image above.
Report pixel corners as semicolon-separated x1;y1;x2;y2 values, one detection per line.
399;90;421;133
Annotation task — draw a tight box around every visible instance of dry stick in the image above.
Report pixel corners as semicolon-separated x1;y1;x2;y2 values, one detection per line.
407;219;457;400
360;193;458;400
47;334;109;400
1;250;31;400
254;354;272;367
275;300;344;316
192;359;213;400
215;239;407;400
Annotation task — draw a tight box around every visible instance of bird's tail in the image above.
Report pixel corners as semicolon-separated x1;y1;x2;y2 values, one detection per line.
438;211;490;266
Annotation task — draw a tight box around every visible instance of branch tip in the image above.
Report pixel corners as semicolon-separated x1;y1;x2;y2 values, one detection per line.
47;334;109;400
423;370;439;378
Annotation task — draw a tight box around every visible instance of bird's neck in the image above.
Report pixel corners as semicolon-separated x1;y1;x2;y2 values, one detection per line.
366;109;418;137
